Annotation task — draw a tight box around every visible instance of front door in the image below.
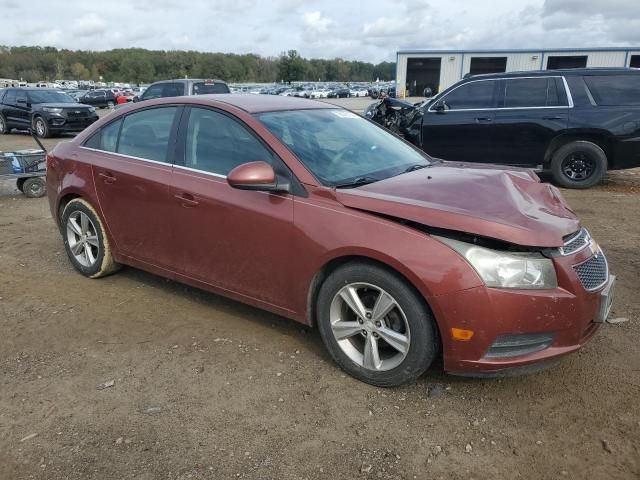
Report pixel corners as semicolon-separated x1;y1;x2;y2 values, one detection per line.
169;106;295;308
87;106;181;267
421;79;499;163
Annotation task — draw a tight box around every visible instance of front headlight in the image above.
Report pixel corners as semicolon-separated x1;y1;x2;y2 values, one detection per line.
435;236;557;289
43;107;63;113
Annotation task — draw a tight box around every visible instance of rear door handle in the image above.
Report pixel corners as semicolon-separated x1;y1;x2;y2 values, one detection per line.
98;172;117;184
174;193;200;208
475;117;493;122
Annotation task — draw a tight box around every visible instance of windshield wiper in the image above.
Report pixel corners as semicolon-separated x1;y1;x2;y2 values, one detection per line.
403;163;429;173
334;176;379;189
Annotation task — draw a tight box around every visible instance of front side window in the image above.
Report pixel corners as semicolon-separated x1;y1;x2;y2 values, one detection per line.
27;90;74;104
141;84;163;100
584;75;640;106
117;107;177;162
184;107;274;176
441;80;496;110
258;109;431;186
503;77;562;108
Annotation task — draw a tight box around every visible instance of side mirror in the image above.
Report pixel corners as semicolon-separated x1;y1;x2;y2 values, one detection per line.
227;161;289;193
433;100;446;112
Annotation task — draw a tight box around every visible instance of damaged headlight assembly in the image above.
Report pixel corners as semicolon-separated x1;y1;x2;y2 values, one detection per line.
435;236;558;289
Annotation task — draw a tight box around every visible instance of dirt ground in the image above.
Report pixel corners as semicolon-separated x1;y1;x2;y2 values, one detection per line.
0;104;638;480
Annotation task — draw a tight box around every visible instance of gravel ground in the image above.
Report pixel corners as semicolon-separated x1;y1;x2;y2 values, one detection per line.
0;100;638;479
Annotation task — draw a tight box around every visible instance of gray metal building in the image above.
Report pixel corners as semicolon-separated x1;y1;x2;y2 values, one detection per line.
396;47;640;97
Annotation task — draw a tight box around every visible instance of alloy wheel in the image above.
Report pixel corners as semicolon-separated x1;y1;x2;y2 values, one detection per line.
561;152;595;181
329;282;410;371
66;211;100;267
35;119;46;137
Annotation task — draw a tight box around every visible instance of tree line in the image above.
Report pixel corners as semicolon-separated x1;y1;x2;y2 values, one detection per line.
0;46;395;84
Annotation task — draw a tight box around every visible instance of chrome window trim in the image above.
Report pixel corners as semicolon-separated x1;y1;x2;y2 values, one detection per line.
79;146;172;167
173;163;227;179
427;75;573;113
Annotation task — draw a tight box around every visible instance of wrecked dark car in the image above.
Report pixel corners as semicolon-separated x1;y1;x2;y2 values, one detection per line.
365;68;640;189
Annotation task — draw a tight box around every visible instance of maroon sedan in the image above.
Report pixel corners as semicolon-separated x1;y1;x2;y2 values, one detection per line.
46;95;615;386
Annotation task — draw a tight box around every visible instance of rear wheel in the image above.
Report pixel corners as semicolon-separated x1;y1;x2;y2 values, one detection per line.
61;198;120;278
107;101;115;108
316;262;438;387
550;141;607;189
22;177;46;198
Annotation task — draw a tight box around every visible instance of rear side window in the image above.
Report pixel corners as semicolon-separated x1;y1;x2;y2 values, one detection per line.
184;107;274;176
84;119;122;152
503;77;566;108
117;107;177;162
3;89;16;105
583;75;640;106
192;82;230;94
442;80;496;109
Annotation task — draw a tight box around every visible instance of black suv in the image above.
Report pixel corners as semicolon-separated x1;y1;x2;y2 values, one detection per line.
0;88;99;138
76;89;118;109
135;79;230;102
366;68;640;188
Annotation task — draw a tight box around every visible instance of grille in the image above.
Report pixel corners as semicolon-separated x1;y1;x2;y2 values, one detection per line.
562;228;590;255
574;253;608;291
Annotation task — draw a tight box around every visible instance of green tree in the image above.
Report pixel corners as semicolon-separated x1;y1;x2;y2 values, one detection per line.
277;50;305;83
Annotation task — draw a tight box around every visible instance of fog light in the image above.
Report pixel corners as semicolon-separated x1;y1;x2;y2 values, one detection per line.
451;328;474;341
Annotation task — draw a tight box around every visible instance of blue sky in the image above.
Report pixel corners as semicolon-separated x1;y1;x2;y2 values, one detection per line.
0;0;638;62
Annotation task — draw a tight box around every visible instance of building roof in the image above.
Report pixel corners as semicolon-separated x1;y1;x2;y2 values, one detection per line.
397;47;640;55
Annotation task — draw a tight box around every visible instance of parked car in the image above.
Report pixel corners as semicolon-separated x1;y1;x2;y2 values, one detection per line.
46;95;614;386
328;88;351;98
134;79;230;102
365;68;640;189
0;88;99;137
77;89;118;109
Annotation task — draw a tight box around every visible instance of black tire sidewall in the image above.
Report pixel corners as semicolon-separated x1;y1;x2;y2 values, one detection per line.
0;114;8;134
551;141;606;189
34;117;49;138
61;200;108;277
22;177;46;198
316;262;438;387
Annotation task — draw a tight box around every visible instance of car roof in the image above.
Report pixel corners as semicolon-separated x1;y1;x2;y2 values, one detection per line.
464;67;639;81
189;94;337;113
150;78;227;85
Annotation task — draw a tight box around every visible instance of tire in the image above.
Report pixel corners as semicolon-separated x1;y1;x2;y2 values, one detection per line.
22;177;46;198
60;198;120;278
316;262;438;387
16;178;26;192
550;141;607;189
33;116;50;138
107;101;115;108
0;114;9;134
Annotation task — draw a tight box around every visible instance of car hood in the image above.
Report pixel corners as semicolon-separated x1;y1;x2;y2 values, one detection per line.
38;103;92;109
334;162;579;247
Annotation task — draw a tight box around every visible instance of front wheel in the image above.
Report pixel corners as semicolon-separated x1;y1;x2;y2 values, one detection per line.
61;198;120;278
550;141;607;189
316;262;438;387
33;117;49;138
22;177;46;198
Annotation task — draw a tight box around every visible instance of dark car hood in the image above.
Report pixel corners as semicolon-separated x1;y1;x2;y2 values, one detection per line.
334;162;579;248
38;103;92;109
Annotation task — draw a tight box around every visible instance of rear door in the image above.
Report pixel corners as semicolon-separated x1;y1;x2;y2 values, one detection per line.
491;77;569;166
168;106;295;308
86;106;181;266
14;90;31;128
420;79;499;162
2;89;19;125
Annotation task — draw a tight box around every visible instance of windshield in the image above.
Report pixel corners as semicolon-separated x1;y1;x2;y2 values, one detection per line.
257;109;431;186
28;90;75;104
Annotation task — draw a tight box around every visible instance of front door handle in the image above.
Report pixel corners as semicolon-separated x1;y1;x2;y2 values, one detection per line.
98;172;116;184
542;115;565;120
475;117;493;122
174;193;200;208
